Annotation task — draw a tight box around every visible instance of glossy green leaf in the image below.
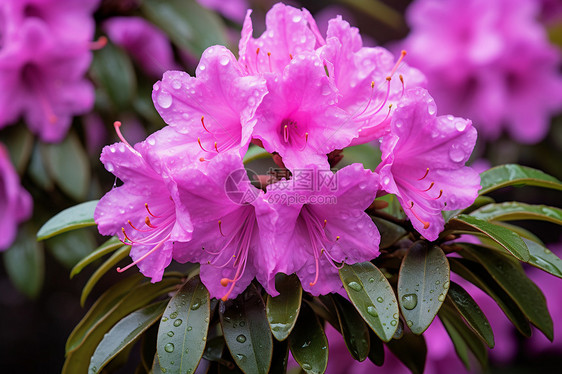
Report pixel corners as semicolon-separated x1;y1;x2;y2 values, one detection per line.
3;224;44;298
471;202;562;226
66;274;145;353
89;301;167;373
446;215;529;261
372;217;407;249
449;258;532;336
493;221;544;245
341;143;382;171
443;196;495;222
339;262;399;342
523;238;562;278
304;297;339;329
63;277;181;374
81;245;131;306
397;242;450;335
42;131;90;200
140;324;159;373
330;294;370;362
71;237;124;278
157;276;210;374
3;125;33;173
37;200;99;240
91;42;136;109
288;303;328;374
243;145;272;165
479;164;562;195
142;0;228;56
377;194;406;220
445;282;494;348
46;229;96;268
269;339;290;374
29;143;53;189
386;331;426;374
367;330;384;366
439;303;488;369
220;285;273;374
460;244;553;340
266;274;302;341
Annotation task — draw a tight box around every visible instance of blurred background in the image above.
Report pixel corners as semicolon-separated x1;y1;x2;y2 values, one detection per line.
0;0;560;372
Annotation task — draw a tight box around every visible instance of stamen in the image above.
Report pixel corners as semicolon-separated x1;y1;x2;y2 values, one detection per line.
214;142;219;153
323;219;327;228
324;64;330;77
145;203;159;217
267;52;272;73
335;236;340;241
255;48;260;73
219;220;226;237
289;54;293;60
309;253;320;287
128;220;149;232
89;36;108;50
407;201;430;229
399;74;405;96
422;182;435;192
199;157;206;162
121;227;133;243
434;190;443;200
418;168;430;180
145;216;157;228
283;124;289;142
113;121;137;154
389;50;407;77
197;137;210;152
117;240;167;273
201;116;211;133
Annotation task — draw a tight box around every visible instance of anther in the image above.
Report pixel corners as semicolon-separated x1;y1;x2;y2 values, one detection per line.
121;227;133;243
220;278;230;287
323;219;327;228
90;36;107;50
283;124;289;143
114;121;133;148
214;142;219;153
145;216;157;228
335;236;340;241
199;157;206;162
407;201;430;229
289;54;293;60
267;52;272;72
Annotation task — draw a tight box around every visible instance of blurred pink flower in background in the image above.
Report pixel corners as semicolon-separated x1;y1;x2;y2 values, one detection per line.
0;143;32;250
396;0;562;144
196;0;249;22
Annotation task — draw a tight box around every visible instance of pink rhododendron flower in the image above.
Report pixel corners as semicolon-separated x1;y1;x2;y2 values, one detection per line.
152;45;267;159
103;17;179;78
171;151;278;301
252;52;354;171
0;144;32;251
377;88;480;241
94;123;193;283
0;0;99;142
196;0;248;22
397;0;562;143
268;164;380;295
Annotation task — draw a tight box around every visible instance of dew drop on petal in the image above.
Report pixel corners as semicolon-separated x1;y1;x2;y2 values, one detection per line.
292;14;302;23
106;162;114;172
448;147;465;162
219;55;230;66
157;91;173;109
455;120;467;131
171;80;181;89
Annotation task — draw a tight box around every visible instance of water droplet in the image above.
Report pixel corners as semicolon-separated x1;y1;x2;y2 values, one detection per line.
239;321;245;327
368;277;375;283
187;326;192;331
147;137;156;146
170;312;178;319
347;281;362;292
219;55;230;66
435;280;440;285
191;302;200;310
173;319;182;327
302;363;312;370
161;317;168;322
393;313;399;319
161;368;167;373
171;80;181;89
236;354;246;360
448;147;464;162
106;162;114;172
164;343;175;353
427;101;436;115
401;294;418;310
167;331;174;337
382;176;390;186
395;120;403;128
199;64;206;71
157;91;173;108
376;297;384;303
391;320;398;326
366;305;378;317
443;281;450;289
292;14;303;23
236;334;247;343
455;120;467;132
406;320;413;327
438;294;446;302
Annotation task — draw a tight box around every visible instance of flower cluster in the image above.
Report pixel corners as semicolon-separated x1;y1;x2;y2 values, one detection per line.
0;0;99;143
398;0;562;143
95;3;480;301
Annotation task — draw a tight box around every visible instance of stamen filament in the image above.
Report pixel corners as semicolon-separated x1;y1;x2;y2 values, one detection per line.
201;116;211;133
389;50;407;77
116;237;169;273
407;201;430;229
418;168;430;180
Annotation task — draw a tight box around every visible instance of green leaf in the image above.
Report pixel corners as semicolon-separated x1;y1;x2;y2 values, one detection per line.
46;229;96;268
266;274;302;341
523;238;562;278
493;221;544;245
157;276;211;374
3;224;44;298
220;285;273;374
91;42;136;110
479;164;562;195
471;202;562;226
288;303;328;374
81;245;131;306
3;125;34;173
367;330;384;366
63;277;181;374
341;143;382;171
449;258;532;337
29;143;53;189
372;217;407;249
386;331;426;374
243;145;272;165
446;215;530;261
460;244;553;340
339;262;399;342
439;303;488;369
269;339;290;374
443;196;495;222
71;237;124;278
37;200;99;240
377;194;406;220
330;294;370;362
89;300;167;373
42;131;90;200
397;242;450;335
141;0;228;56
445;282;494;348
